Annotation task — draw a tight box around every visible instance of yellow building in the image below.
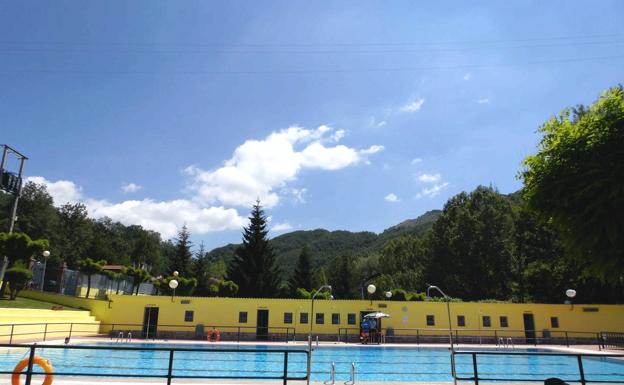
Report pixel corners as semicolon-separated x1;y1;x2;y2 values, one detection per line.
18;290;624;344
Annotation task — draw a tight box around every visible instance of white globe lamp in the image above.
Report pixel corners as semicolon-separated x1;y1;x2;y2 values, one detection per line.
367;284;376;295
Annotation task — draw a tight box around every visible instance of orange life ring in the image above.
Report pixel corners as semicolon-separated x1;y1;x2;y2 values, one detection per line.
12;356;54;385
207;329;221;342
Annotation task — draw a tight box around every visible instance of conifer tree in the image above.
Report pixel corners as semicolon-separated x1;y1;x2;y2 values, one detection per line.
288;246;312;294
227;201;280;297
171;225;192;276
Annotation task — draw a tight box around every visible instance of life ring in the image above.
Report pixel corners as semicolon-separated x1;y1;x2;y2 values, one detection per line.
207;329;221;342
12;356;54;385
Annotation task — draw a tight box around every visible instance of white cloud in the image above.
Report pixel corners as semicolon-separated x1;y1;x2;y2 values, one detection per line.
477;98;490;104
417;173;441;183
368;116;387;128
384;193;399;203
463;73;471;81
186;125;383;208
26;176;246;239
416;182;449;199
122;183;142;193
271;221;293;232
26;176;82;206
290;188;307;204
400;98;425;113
411;158;423;165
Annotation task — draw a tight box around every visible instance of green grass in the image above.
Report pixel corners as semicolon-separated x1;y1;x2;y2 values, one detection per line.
0;296;78;310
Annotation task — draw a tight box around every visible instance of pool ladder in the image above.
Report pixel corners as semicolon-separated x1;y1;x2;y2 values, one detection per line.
324;362;355;385
497;337;514;348
345;362;356;385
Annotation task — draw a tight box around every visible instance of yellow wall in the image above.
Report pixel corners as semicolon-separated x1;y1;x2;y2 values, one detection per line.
17;291;624;338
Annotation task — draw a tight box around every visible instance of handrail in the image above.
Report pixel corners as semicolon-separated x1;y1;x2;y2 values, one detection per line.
0;343;309;385
0;322;296;343
452;350;624;385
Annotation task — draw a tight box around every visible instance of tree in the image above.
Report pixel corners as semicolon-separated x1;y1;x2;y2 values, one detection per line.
170;225;192;276
12;182;59;240
54;203;93;268
76;258;106;298
288;246;312;294
328;255;356;299
227;201;280;297
5;262;33;300
521;85;624;282
0;232;49;297
123;266;151;295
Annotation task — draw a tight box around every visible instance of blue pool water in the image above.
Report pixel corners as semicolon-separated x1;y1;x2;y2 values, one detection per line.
1;342;623;383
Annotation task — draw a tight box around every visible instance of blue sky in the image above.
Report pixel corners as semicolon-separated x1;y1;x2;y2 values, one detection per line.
1;1;623;249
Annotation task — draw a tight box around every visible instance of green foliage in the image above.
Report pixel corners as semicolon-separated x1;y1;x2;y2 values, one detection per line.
227;201;281;297
76;258;106;298
4;262;33;300
390;289;410;301
521;85;624;282
123;266;151;295
288;246;312;294
0;232;49;297
409;292;426;301
328;255;356;299
218;280;239;297
170;225;192;276
294;287;311;299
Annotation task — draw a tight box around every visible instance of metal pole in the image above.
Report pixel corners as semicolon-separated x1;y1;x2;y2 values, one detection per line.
577;355;586;385
40;260;47;291
283;351;289;385
8;156;26;233
69;323;73;339
471;353;479;385
167;350;174;385
43;324;48;341
24;345;36;385
10;324;14;344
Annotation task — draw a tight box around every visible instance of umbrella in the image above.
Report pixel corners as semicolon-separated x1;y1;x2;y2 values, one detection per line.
363;312;390;319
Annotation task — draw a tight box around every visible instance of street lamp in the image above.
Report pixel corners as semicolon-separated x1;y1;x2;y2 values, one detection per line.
566;288;576;309
367;284;376;304
307;284;332;385
427;284;456;385
40;250;50;291
169;279;179;302
384;291;393;299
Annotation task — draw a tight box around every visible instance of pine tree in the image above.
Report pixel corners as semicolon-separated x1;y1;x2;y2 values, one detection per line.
227;201;280;297
171;225;192;276
288;246;312;294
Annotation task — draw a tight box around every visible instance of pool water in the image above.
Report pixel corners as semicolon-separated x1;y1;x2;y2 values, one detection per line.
1;342;623;383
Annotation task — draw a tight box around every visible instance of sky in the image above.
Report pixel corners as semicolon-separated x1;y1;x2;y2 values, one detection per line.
1;1;623;250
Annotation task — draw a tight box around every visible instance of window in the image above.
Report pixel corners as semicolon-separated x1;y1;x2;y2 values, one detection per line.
184;310;194;322
300;312;308;324
284;312;293;324
482;316;491;327
551;317;559;328
500;316;508;328
316;313;324;324
239;311;248;323
457;315;465;327
426;315;435;326
332;313;340;325
347;313;356;325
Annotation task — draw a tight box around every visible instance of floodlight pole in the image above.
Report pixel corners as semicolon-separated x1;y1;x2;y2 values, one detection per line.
427;284;456;385
307;285;332;385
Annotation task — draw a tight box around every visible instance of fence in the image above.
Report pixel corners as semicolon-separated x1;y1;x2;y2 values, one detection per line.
452;350;624;385
0;343;309;385
337;327;607;348
0;322;297;344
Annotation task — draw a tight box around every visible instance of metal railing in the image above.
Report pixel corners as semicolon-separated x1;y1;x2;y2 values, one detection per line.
452;350;624;385
0;343;309;385
0;322;296;343
337;327;607;348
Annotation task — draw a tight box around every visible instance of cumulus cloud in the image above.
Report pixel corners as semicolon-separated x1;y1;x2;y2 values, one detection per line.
26;176;82;206
271;221;293;232
417;173;441;183
122;183;142;193
26;176;246;239
384;193;399;203
400;98;425;113
477;98;490;104
416;182;449;199
411;158;423;165
185;125;383;208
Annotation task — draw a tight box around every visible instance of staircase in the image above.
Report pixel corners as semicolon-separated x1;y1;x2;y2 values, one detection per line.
0;308;101;343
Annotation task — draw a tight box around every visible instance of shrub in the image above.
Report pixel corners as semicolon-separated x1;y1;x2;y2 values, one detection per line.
5;264;33;300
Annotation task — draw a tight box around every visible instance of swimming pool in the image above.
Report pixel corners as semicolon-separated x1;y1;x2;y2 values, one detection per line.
2;342;623;383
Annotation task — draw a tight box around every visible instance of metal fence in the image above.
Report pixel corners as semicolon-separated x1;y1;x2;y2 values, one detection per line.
0;322;297;344
0;343;309;385
452;350;624;385
338;327;608;348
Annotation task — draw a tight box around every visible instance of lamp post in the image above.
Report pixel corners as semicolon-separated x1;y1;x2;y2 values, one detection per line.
39;250;50;291
427;284;456;385
307;284;332;385
566;289;576;310
367;284;376;304
169;279;178;302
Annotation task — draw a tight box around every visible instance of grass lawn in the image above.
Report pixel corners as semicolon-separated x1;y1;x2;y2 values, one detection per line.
0;296;78;310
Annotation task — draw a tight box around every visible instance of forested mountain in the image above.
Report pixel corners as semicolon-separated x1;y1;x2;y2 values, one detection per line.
206;210;442;278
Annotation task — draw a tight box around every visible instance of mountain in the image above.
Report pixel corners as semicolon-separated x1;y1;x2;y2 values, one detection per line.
206;210;442;279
